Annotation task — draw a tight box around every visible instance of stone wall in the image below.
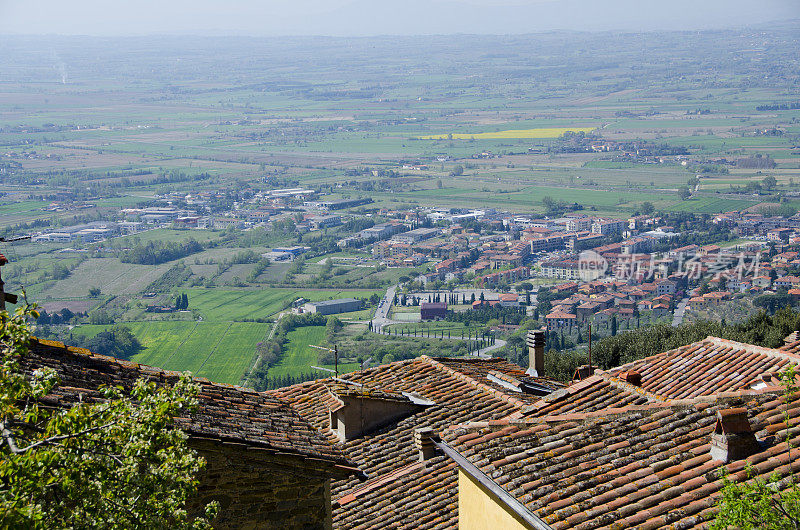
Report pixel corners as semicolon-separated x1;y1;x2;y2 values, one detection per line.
188;439;333;530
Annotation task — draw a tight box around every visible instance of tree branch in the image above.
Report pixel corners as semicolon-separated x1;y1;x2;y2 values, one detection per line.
7;420;120;454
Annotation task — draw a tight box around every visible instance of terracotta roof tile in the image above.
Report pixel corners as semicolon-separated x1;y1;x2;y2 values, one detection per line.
445;388;800;528
607;336;799;399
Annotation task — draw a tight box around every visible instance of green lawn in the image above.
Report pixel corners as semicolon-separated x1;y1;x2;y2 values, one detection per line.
194;322;268;383
109;228;222;246
374;184;675;213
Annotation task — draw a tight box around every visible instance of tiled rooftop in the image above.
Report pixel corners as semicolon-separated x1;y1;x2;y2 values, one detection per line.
781;338;800;355
606;336;800;400
443;389;800;529
510;374;653;420
270;336;800;529
268;355;564;528
27;333;800;529
25;339;351;467
333;455;458;529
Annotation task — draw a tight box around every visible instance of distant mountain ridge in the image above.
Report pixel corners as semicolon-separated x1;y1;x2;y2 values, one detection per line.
1;0;798;36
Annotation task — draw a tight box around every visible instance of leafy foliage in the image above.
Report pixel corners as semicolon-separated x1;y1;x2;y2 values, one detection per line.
120;239;204;265
506;307;800;382
445;304;526;326
0;303;217;528
81;325;143;360
589;307;800;371
248;313;329;391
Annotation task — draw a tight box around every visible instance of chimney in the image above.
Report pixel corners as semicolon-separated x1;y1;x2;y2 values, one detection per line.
525;330;545;377
710;408;760;463
572;365;596;382
414;427;437;462
618;370;642;386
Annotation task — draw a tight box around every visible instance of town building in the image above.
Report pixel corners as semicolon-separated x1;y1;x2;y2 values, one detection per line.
477;266;530;287
307;215;342;229
391;227;440;244
304;197;373;210
420;301;448;320
564;216;592;232
539;259;604;281
656;279;677;296
775;275;800;290
545;309;577;330
768;227;794;242
302;298;362;315
357;222;405;241
591;218;625;236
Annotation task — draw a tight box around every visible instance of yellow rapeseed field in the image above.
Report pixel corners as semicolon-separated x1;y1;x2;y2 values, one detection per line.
418;127;596;140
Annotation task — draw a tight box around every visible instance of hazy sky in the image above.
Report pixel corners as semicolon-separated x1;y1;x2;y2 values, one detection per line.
1;0;798;36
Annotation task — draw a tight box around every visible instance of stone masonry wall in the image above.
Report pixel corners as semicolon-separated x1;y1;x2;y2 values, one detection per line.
188;439;333;530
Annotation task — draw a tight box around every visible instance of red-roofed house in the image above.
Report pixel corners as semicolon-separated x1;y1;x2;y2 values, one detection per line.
545;309;577;330
497;293;519;307
775;275;800;290
687;296;707;310
434;258;456;273
753;275;772;288
652;303;670;318
420;302;448;320
703;291;731;305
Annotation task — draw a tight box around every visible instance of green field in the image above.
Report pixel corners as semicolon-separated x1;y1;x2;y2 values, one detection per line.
40;258;171;298
665;197;757;213
267;326;358;378
370;183;676;213
72;320;270;385
186;287;382;320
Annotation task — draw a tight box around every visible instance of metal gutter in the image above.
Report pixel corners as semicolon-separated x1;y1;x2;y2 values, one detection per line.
432;439;553;530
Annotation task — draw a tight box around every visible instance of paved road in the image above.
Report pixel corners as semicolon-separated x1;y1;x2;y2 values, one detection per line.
473;339;506;359
372;284;400;332
672;297;689;327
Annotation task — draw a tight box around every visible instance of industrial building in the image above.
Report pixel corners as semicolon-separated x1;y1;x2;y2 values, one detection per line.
302;298;362;315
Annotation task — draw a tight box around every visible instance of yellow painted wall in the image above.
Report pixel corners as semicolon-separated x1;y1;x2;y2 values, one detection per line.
458;470;531;530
